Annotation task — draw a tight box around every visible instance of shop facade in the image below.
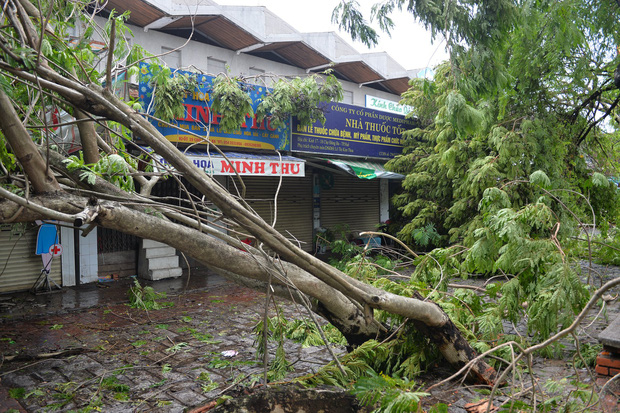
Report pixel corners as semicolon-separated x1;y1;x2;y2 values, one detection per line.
0;0;420;292
139;70;415;255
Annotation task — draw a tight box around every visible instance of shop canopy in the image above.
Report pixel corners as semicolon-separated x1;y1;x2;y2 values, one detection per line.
322;158;405;180
154;150;305;177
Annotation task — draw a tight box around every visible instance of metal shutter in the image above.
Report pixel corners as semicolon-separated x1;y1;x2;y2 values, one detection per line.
229;175;313;252
320;174;380;236
0;224;62;293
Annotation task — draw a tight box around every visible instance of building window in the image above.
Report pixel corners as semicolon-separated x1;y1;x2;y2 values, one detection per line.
161;46;181;69
209;58;227;75
342;90;353;104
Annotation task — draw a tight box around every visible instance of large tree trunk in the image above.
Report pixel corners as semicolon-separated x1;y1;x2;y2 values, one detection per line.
0;89;60;193
73;107;100;165
0;190;497;385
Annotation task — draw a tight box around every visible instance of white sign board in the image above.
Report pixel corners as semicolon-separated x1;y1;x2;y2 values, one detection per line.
365;95;414;116
157;155;305;177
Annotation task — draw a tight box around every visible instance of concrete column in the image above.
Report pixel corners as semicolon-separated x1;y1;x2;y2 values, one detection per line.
379;178;389;223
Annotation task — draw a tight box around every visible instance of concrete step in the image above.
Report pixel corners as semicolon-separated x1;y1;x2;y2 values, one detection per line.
144;267;183;281
144;247;177;259
147;256;179;270
142;239;169;249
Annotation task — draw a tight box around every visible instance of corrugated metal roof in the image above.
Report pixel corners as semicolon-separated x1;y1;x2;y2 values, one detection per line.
98;0;415;93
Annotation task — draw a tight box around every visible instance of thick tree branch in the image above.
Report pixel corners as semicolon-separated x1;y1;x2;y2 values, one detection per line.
73;107;101;164
0;88;60;193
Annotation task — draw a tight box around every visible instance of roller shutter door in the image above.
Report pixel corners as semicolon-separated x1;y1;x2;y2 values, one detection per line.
320;175;380;236
0;224;62;293
230;175;313;252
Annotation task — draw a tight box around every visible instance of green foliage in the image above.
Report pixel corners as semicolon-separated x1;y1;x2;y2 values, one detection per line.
529;170;551;189
0;134;17;173
252;312;293;381
570;342;601;368
588;233;620;265
198;372;219;393
101;376;130;394
354;0;620;350
8;387;25;399
533;379;598;412
351;371;428;413
166;342;189;353
411;223;441;248
210;75;255;133
405;190;590;342
591;172;609;188
299;327;438;388
127;280;173;310
282;318;347;347
331;1;379;46
256;71;343;129
149;65;197;121
63;152;137;192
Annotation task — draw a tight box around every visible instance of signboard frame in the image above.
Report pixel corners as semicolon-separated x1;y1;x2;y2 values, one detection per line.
291;102;416;159
138;64;291;151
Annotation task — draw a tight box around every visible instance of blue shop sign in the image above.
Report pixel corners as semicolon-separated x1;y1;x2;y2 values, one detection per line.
138;64;290;151
292;102;415;159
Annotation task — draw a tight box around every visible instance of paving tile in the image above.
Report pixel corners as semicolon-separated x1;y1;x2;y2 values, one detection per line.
169;388;204;405
1;266;618;411
1;372;39;389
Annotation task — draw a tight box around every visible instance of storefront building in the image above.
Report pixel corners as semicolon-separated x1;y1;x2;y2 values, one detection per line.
1;0;421;292
138;68;416;254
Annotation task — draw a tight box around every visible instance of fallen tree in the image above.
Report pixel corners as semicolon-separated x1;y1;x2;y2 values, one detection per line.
0;0;499;385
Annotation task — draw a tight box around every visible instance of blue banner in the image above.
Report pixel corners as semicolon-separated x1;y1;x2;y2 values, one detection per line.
292;102;415;159
138;64;290;151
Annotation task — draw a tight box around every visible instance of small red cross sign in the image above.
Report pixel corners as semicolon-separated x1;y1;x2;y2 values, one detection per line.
49;244;63;256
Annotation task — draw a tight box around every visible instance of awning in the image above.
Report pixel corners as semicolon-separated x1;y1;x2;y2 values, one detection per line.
323;158;405;180
155;150;305;177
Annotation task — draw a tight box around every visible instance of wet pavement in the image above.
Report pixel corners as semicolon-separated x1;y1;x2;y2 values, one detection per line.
0;268;344;412
0;264;618;412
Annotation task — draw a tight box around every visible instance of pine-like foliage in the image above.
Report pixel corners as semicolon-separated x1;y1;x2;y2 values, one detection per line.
351;371;428;413
387;1;620;248
382;0;620;343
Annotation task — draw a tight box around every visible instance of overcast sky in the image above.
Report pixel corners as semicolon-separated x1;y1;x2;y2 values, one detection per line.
215;0;448;70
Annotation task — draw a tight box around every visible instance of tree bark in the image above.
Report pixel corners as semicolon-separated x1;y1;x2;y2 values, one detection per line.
73;108;100;165
0;89;60;193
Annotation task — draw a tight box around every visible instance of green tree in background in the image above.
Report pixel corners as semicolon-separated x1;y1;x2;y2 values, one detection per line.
337;0;619;248
336;0;620;343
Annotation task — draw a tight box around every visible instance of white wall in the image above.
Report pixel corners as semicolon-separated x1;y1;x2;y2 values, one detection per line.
92;16;405;106
61;226;98;286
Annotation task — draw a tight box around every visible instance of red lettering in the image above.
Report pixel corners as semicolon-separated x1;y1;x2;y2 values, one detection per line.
221;161;235;173
211;112;222;125
255;162;265;174
195;105;210;123
178;104;195;121
241;113;253;128
269;162;279;174
241;161;253;174
290;163;300;175
251;115;266;130
281;163;290;175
